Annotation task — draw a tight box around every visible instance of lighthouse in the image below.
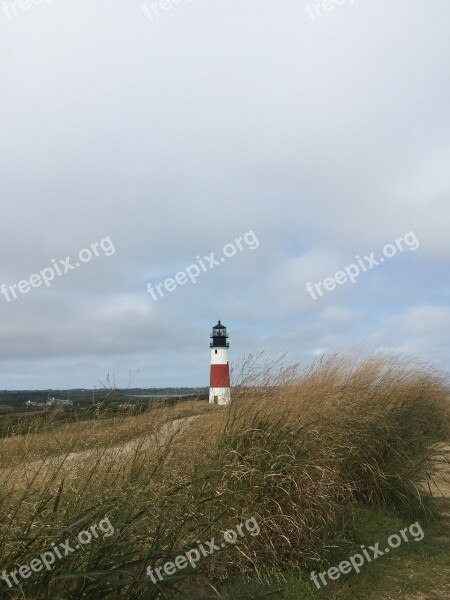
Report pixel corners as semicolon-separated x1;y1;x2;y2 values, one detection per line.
209;320;231;405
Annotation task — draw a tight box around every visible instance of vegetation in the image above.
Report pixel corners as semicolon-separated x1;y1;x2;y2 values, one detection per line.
0;355;448;599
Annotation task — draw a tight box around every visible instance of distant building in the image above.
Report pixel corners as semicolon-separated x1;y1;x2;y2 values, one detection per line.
24;397;73;408
46;397;73;406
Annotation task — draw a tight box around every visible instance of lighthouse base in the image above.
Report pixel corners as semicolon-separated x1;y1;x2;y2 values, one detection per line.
209;387;231;406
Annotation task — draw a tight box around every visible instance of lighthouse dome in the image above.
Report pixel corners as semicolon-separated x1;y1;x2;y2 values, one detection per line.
210;320;229;347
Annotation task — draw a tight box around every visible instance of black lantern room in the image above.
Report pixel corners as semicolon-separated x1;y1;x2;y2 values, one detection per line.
210;320;229;348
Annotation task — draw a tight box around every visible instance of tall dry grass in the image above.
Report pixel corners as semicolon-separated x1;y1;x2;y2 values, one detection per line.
0;356;448;599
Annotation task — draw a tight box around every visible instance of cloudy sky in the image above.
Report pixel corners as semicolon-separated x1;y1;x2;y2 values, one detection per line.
0;0;449;389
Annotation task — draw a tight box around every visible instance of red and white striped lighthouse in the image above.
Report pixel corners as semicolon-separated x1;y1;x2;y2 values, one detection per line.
209;320;231;405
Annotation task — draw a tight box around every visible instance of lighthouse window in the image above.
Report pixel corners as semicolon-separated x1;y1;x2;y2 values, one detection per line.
215;350;217;354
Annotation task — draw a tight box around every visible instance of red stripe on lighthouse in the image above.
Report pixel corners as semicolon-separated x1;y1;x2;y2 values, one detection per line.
210;364;230;388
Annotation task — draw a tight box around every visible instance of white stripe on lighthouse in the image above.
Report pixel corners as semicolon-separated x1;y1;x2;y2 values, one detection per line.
209;387;231;405
211;347;228;364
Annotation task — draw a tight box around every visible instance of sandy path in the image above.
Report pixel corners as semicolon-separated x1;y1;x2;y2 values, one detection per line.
1;416;199;480
427;444;450;501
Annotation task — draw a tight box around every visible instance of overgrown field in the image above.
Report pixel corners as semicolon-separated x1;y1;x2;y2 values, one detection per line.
0;356;449;599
